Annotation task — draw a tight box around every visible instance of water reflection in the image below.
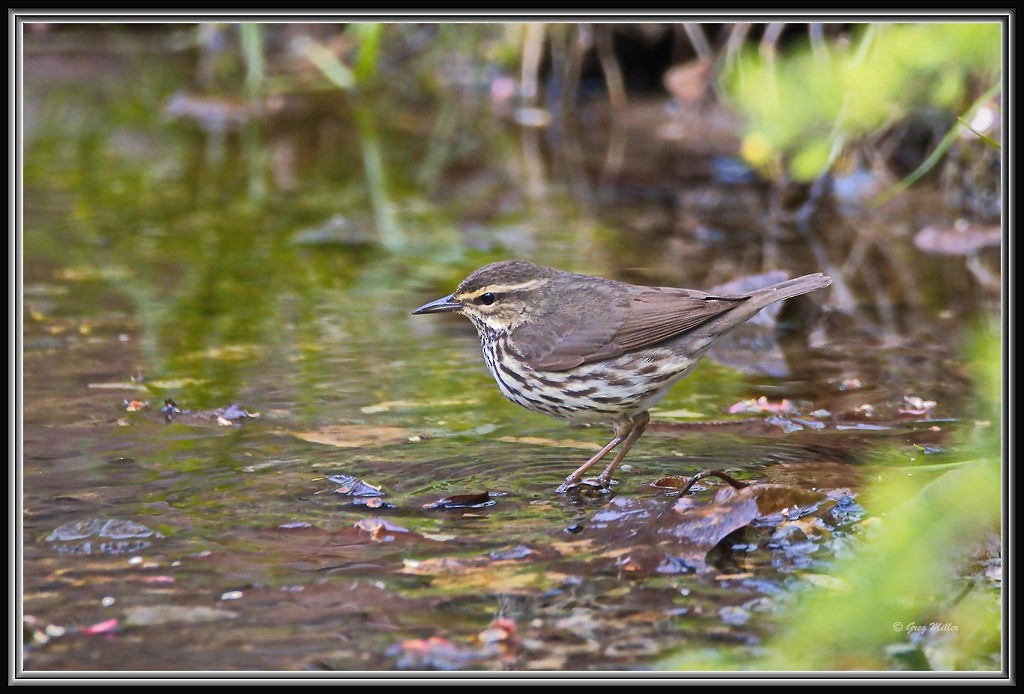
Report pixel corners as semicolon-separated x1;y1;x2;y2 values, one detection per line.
21;35;997;672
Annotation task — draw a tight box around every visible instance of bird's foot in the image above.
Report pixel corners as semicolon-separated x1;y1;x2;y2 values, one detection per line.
581;476;614;489
557;477;615;494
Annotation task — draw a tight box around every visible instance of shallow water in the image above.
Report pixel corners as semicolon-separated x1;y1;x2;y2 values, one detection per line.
20;32;999;673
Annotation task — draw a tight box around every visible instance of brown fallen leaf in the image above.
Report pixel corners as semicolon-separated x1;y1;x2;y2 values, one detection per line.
671;484;825;551
651;475;691;490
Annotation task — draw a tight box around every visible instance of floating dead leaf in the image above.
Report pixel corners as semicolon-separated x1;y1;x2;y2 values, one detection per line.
497;436;602;451
670;484;826;554
327;474;384;497
423;491;495;510
914;223;1000;256
729;483;825;519
354;518;411;543
728;397;796;414
294;424;416;449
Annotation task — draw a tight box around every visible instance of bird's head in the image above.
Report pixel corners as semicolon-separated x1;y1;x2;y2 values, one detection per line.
412;260;555;334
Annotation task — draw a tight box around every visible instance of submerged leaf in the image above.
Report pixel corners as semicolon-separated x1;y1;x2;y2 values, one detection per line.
672;483;826;551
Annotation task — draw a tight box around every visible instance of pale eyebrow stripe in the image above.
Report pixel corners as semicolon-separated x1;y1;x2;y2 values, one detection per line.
459;279;549;299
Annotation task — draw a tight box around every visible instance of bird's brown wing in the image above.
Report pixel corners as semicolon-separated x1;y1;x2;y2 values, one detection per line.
515;287;749;372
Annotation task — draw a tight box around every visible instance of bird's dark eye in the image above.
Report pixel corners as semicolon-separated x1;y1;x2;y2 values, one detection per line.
479;292;497;306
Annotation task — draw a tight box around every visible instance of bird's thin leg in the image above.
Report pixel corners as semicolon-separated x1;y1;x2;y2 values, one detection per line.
556;434;626;493
589;411;650;488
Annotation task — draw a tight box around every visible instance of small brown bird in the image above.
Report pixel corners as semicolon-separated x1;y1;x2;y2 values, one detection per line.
413;261;831;492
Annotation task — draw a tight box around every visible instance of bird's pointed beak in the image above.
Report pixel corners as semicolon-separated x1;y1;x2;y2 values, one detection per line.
412;293;464;315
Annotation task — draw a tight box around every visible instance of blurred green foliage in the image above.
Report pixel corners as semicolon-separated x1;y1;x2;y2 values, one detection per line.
727;23;1002;181
660;322;1002;671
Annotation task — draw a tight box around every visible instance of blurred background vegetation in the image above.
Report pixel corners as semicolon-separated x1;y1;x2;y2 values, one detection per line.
22;19;1003;673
